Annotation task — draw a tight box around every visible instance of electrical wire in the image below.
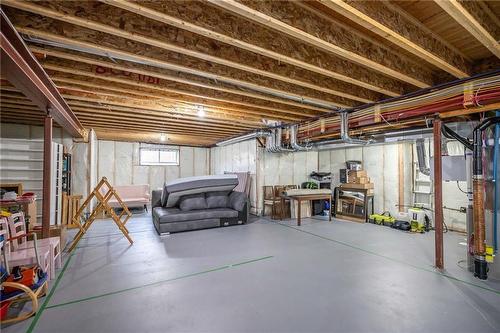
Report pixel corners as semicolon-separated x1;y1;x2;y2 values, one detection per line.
456;181;471;194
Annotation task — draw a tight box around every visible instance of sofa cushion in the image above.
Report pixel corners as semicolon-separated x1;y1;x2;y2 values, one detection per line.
164;175;238;208
179;193;207;211
229;191;247;211
153;207;238;223
161;187;168;207
206;191;230;209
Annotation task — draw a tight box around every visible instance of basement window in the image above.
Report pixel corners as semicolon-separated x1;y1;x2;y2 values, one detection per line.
139;145;179;166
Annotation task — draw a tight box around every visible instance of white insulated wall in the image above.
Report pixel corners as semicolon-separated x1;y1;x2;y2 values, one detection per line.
97;140;209;190
318;143;413;217
210;140;259;214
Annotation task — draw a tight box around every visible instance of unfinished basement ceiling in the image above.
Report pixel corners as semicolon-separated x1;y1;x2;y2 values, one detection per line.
1;0;499;146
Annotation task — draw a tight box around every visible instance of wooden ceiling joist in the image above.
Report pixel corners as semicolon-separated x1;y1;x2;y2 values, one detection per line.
54;84;264;125
48;74;302;122
24;50;301;122
3;1;403;99
33;53;319;118
207;0;432;88
2;94;259;131
2;103;248;134
0;9;84;137
33;52;321;118
91;128;216;146
0;105;239;138
102;0;379;104
318;0;471;78
2;2;357;108
1;108;230;139
435;0;500;59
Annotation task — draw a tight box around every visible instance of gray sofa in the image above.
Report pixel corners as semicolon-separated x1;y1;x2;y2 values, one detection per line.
151;175;249;234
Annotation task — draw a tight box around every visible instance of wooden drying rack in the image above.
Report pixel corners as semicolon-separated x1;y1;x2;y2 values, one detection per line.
67;177;133;252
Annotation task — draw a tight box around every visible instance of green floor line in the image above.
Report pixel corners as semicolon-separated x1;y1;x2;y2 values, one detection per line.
26;250;77;333
80;229;152;240
275;221;500;296
44;255;273;310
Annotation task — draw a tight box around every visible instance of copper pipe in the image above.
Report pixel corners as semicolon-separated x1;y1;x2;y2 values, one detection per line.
473;178;486;255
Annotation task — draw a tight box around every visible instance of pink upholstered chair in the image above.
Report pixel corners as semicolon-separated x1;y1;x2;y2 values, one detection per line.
6;213;60;279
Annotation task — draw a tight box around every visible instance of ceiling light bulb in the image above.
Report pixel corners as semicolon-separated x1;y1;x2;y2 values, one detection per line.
160;133;167;142
197;105;205;118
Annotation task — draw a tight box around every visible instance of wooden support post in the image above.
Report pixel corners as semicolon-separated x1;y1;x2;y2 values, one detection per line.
42;114;52;239
398;143;404;212
433;118;444;269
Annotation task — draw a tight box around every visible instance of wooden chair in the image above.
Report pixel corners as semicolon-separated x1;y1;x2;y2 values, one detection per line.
7;212;61;280
263;186;275;218
0;227;49;324
0;217;51;280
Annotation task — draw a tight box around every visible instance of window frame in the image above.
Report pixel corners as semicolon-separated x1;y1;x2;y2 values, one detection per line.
139;145;179;166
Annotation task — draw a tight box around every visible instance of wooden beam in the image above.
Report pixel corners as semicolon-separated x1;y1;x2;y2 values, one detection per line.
32;51;317;118
42;114;52;238
29;40;329;116
435;0;500;58
0;9;84;137
433;118;444;269
0;96;258;133
1;109;231;139
48;74;301;122
29;47;303;120
4;2;400;98
439;102;500;118
103;0;378;103
2;2;354;108
1;107;244;136
208;0;431;88
92;128;216;146
54;83;264;125
319;0;471;78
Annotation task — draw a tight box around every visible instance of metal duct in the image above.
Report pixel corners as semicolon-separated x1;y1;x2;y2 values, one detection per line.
314;111;372;147
273;127;294;153
416;138;431;176
290;125;312;151
216;130;271;147
265;127;295;153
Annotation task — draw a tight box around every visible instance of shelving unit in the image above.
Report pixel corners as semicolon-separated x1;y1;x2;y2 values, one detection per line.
0;138;63;225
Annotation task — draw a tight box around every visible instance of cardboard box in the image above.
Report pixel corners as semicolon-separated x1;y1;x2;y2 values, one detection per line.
340;182;374;190
348;170;367;178
350;176;369;184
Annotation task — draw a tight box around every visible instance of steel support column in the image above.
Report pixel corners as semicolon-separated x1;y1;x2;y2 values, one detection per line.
42;114;52;239
433;118;444;269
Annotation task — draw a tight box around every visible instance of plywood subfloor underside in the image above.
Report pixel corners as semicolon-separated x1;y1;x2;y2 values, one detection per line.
3;215;500;333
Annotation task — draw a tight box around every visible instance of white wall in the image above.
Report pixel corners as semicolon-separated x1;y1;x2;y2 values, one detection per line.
0;123;73;147
97;140;209;191
318;142;413;217
210;139;259;214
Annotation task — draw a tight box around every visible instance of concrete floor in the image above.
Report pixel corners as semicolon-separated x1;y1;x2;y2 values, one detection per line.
2;213;500;333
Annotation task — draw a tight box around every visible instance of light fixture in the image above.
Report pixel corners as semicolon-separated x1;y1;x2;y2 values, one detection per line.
160;133;167;142
197;105;205;118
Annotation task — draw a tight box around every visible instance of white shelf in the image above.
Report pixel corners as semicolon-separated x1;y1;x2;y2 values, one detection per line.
0;148;43;152
0;158;43;162
0;168;43;171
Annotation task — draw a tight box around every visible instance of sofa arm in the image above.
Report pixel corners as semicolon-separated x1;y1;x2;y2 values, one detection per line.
229;191;248;212
151;190;163;209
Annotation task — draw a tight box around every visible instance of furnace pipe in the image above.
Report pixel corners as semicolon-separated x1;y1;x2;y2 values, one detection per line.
472;116;500;279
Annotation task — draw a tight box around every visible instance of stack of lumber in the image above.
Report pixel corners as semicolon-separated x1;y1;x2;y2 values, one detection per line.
340;170;374;195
